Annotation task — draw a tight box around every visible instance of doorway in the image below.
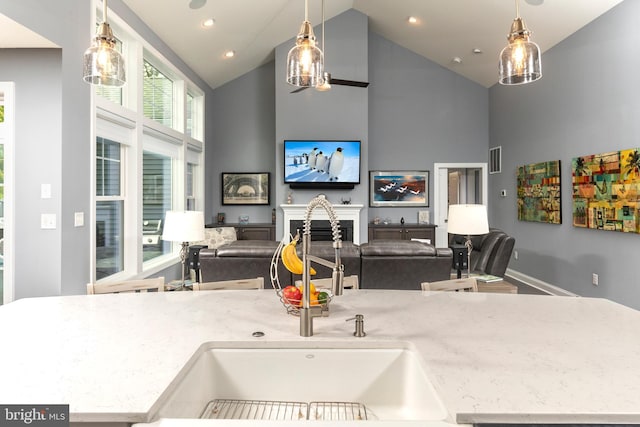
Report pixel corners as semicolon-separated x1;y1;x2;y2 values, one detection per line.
433;162;488;247
0;82;14;305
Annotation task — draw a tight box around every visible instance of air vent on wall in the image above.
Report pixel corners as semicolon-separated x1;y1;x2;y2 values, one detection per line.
489;146;502;174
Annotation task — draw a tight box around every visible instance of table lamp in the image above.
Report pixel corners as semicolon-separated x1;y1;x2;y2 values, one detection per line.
162;210;205;287
447;204;489;278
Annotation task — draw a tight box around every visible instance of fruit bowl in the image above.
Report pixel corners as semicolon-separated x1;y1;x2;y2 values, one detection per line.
277;288;333;316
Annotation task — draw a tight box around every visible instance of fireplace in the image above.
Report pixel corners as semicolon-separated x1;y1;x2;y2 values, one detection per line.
281;203;363;244
289;220;353;242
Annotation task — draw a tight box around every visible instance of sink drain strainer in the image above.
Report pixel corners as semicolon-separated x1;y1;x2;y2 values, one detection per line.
202;399;369;421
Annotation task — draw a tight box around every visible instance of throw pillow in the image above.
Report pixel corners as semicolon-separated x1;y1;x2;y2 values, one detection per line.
195;227;237;249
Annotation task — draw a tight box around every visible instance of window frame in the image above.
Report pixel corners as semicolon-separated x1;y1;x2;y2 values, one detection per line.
90;0;205;284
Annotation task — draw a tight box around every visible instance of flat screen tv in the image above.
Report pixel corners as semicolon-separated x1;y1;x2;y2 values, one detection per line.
284;140;361;189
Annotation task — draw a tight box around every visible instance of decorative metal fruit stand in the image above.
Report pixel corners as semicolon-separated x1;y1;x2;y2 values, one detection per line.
270;232;332;315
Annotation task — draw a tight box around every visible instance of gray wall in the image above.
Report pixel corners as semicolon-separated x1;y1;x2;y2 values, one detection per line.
210;8;488;242
274;9;370;240
0;0;214;298
0;49;63;298
207;61;276;225
0;0;91;297
489;1;640;308
368;32;488;224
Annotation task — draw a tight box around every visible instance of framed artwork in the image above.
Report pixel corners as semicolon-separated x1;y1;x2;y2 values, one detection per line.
369;170;429;207
221;172;270;205
572;148;640;233
516;160;562;224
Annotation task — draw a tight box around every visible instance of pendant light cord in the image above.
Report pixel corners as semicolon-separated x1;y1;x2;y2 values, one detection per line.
103;0;108;24
515;0;520;18
304;0;308;22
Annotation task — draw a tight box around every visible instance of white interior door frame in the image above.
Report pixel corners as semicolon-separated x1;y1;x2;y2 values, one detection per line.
1;82;15;304
433;162;488;247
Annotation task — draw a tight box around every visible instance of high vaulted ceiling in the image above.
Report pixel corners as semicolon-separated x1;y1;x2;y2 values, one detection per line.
121;0;623;90
0;1;623;89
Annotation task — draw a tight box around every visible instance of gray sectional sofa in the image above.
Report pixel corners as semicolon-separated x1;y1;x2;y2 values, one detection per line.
197;239;453;290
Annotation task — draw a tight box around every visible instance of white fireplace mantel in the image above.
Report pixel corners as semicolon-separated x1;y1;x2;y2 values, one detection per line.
281;204;364;244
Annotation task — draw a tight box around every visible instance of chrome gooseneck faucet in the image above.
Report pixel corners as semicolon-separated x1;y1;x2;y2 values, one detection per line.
300;195;344;337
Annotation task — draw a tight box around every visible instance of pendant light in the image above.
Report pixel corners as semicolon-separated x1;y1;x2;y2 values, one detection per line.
83;0;126;87
498;0;541;85
315;0;331;91
286;0;323;87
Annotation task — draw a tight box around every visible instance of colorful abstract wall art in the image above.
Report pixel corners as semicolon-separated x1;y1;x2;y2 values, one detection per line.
572;149;640;233
517;160;562;224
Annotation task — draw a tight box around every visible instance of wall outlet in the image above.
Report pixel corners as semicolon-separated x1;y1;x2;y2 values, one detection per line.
513;250;518;260
592;273;599;286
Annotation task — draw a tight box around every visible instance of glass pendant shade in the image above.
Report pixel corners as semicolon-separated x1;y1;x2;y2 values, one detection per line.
286;21;324;87
83;4;126;87
499;17;541;85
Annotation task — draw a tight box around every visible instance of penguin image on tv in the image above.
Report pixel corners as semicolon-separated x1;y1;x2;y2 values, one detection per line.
315;151;326;173
328;147;344;181
308;148;318;169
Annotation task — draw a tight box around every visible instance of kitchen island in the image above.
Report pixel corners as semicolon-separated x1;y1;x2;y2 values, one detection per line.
1;289;639;426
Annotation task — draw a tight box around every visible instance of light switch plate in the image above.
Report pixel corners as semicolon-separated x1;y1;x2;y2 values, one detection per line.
41;183;52;199
74;212;84;227
41;214;56;229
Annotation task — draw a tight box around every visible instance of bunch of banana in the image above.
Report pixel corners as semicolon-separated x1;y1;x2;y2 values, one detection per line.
281;239;316;275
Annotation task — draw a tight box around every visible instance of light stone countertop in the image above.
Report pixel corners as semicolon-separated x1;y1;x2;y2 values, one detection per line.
1;289;640;425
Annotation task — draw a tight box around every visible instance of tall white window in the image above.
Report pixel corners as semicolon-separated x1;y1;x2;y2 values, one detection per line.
143;60;174;128
96;137;124;280
91;5;205;283
142;150;173;261
186;93;194;138
186;162;195;211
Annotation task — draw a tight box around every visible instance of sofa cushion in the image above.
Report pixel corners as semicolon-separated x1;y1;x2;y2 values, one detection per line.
199;240;291;288
295;241;361;281
295;241;361;258
360;240;436;256
216;240;280;257
194;227;237;249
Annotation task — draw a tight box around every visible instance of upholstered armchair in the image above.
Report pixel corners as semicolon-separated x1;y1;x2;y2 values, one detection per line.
449;228;515;277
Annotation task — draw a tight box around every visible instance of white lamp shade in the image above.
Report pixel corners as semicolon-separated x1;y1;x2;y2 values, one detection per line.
161;211;205;242
447;204;489;236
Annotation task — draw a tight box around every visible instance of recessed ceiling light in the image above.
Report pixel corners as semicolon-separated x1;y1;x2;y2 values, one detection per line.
202;18;215;28
525;0;544;5
452;57;462;64
224;50;235;58
407;16;419;24
473;48;483;54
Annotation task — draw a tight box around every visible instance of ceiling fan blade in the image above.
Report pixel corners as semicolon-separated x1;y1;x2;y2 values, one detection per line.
290;86;309;94
329;78;369;88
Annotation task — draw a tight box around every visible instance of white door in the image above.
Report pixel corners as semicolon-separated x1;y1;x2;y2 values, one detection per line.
433;163;487;247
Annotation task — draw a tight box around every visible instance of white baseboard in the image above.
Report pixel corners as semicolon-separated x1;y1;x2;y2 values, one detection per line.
505;268;580;297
